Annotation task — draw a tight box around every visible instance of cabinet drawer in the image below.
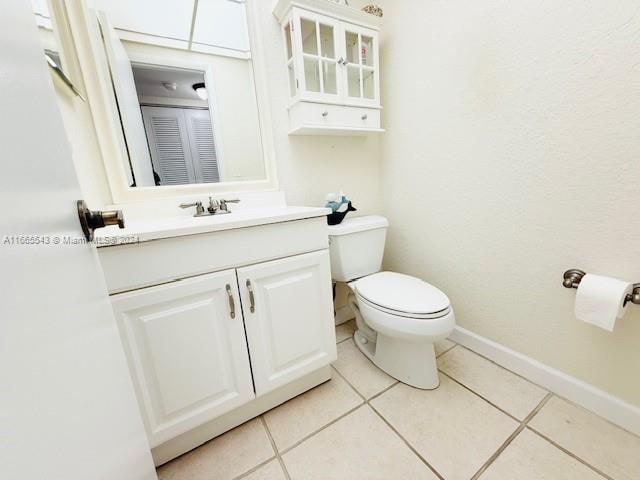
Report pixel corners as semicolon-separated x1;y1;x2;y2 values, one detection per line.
288;102;382;135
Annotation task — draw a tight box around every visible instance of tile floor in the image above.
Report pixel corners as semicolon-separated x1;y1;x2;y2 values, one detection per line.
157;319;640;480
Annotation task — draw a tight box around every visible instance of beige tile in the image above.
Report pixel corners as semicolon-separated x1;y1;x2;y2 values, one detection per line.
335;319;356;343
241;459;287;480
157;418;274;480
370;375;519;480
529;396;640;480
263;370;363;451
434;339;456;356
480;428;605;480
333;339;396;399
283;405;438;480
438;346;548;420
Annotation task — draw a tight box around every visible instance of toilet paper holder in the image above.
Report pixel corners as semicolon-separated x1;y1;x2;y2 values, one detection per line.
562;269;640;306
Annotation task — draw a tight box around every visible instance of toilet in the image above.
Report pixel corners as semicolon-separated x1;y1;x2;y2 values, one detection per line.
328;215;455;389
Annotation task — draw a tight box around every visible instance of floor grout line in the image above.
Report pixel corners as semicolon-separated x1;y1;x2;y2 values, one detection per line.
469;392;553;480
451;343;551;395
259;416;292;480
526;425;615;480
223;330;623;480
331;364;446;480
436;342;458;358
232;454;278;480
438;370;523;423
278;401;366;456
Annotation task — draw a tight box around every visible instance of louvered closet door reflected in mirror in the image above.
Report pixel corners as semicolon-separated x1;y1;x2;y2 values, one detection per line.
141;106;221;186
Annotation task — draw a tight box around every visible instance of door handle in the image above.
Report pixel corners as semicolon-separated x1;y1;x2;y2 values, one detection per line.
246;279;256;313
77;200;124;241
226;284;236;319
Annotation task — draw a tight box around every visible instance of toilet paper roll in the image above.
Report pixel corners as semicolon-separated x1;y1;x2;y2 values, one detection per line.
574;274;632;332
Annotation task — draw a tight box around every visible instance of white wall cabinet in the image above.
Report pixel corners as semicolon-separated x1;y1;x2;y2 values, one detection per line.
274;0;383;135
238;250;335;395
100;217;336;464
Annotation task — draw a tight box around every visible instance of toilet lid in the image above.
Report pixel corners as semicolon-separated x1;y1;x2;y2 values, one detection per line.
354;272;450;315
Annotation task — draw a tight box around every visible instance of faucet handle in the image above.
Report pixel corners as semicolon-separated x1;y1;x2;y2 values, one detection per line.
219;198;240;212
179;201;205;216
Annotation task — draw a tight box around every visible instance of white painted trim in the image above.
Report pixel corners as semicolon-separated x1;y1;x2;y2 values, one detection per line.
334;304;354;325
450;326;640;436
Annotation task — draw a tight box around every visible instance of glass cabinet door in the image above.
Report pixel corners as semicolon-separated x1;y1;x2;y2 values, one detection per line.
342;24;379;105
294;12;340;99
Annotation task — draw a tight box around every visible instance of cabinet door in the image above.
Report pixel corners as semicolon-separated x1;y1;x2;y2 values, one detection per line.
112;270;254;447
238;250;337;396
339;22;380;107
292;9;342;102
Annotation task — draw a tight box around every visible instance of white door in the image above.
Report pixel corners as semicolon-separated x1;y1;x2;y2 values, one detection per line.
111;270;255;447
1;2;156;479
237;251;337;396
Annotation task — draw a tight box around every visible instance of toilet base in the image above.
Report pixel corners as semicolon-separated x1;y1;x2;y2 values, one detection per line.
353;329;440;390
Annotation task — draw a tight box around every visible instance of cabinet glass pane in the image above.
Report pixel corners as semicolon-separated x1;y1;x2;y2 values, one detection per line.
304;57;321;92
284;23;293;60
322;61;337;94
345;31;359;64
361;35;374;67
347;65;361;98
363;68;375;99
301;19;318;55
319;23;335;59
288;62;296;97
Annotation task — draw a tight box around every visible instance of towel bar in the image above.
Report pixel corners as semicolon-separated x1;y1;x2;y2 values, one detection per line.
562;269;640;306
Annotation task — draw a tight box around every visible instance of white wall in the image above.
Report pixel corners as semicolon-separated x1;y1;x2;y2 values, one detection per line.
378;0;640;406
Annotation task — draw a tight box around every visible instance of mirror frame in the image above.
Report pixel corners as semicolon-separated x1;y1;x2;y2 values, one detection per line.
66;0;278;205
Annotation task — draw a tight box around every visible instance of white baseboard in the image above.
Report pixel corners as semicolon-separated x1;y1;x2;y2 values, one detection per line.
334;305;354;325
450;326;640;437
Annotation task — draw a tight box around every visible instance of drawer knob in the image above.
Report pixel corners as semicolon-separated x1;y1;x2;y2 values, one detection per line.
322;111;329;117
361;114;368;120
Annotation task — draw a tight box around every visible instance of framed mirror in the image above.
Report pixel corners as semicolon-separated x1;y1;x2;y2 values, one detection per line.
88;0;276;201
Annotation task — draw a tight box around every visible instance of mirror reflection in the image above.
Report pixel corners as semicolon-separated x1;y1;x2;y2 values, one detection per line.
132;65;220;186
96;1;266;188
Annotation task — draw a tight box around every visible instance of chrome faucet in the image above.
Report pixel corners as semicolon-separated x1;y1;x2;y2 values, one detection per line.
180;198;240;217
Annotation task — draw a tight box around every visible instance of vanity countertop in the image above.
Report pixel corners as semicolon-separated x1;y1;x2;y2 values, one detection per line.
95;206;331;246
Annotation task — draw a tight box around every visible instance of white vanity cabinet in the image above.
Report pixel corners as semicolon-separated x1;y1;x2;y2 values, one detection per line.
97;213;336;465
238;250;335;396
111;270;254;447
274;0;383;135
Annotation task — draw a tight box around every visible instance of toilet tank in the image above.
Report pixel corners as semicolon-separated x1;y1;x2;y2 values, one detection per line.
327;215;389;282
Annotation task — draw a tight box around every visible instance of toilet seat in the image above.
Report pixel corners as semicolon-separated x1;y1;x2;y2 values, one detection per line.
356;293;451;319
353;271;451;318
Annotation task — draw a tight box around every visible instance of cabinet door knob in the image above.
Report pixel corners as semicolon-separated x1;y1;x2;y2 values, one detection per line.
246;280;256;313
225;284;236;319
322;111;329;117
361;114;368;120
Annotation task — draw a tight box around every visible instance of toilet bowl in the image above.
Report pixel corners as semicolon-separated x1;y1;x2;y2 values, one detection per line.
328;216;455;389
